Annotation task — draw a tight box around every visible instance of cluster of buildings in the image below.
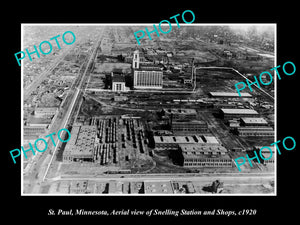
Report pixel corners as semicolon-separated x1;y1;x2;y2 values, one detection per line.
220;108;274;137
59;43;274;175
48;179;198;194
132;50;163;89
111;73;128;92
152;104;233;169
62;116;148;165
201;91;274;138
111;50;164;92
181;144;232;168
62;119;119;164
154;134;232;168
24;107;58;139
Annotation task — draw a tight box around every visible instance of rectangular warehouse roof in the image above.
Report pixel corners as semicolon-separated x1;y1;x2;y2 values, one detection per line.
63;125;97;157
179;144;230;160
220;108;259;115
154;135;219;145
241;117;268;125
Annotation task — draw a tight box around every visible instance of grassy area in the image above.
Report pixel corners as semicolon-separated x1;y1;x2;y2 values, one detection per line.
93;62;131;73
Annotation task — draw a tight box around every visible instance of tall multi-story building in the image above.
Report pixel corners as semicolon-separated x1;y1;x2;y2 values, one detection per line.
133;69;163;89
132;50;140;69
132;50;163;89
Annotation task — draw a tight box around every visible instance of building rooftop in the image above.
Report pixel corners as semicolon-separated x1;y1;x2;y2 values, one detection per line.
24;125;46;130
209;92;252;97
220;108;259;115
154;135;219;145
112;74;125;83
144;181;173;194
179;144;230;160
108;181;123;194
241;117;268;124
64;125;97;156
237;126;273;131
135;67;163;72
26;116;52;125
154;135;199;144
203;135;219;144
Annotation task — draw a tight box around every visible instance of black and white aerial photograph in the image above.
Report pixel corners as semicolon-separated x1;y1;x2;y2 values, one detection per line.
21;24;276;195
4;3;299;224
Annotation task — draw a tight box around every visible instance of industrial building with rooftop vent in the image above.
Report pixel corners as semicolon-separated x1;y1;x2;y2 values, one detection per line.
240;117;269;126
154;135;219;150
220;108;259;121
230;117;274;137
180;144;232;168
153;134;232;168
236;126;274;137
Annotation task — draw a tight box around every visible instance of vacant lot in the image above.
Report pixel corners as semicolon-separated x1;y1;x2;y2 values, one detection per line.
94;62;131;73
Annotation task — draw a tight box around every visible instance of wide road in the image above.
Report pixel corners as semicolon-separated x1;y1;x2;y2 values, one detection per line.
25;52;91;193
44;172;275;189
42;29;105;182
24;28;106;194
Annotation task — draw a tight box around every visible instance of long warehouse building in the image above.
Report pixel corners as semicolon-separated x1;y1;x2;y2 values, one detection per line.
63;125;97;162
220;108;259;120
180;144;232;168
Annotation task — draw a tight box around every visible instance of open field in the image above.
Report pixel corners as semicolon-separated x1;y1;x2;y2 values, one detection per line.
93;62;131;73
